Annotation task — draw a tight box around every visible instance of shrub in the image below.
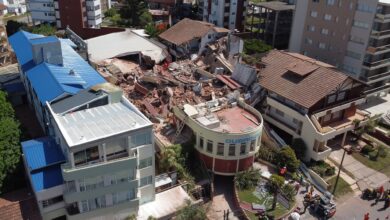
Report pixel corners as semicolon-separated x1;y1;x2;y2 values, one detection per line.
361;145;374;155
281;184;296;202
368;150;378;161
276;146;300;172
377;145;387;158
308;160;335;177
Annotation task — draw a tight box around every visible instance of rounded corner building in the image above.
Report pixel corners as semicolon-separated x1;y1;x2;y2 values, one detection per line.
174;98;264;176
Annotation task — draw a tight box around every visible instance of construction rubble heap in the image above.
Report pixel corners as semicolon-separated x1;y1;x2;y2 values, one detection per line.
96;36;262;147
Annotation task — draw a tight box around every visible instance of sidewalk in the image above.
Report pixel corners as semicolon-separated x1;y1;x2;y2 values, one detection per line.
329;149;389;190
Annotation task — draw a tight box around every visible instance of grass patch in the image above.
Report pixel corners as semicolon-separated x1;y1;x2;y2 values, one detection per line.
238;187;290;218
352;149;390;177
327;176;352;198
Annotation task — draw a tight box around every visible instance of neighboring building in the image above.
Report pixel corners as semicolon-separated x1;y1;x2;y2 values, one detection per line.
0;25;13;66
12;31;155;220
29;0;103;29
0;0;26;15
259;50;370;161
289;0;390;96
198;0;248;31
246;1;294;49
173;99;264;175
159;18;229;59
0;3;8;15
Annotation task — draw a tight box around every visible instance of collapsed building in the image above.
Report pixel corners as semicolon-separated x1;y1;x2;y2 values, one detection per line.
93;34;265;176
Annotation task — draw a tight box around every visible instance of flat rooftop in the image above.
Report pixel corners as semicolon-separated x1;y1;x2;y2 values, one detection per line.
137;186;193;220
52;100;152;147
185;100;261;133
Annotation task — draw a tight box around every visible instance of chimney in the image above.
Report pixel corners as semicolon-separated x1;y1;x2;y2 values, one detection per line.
31;36;63;66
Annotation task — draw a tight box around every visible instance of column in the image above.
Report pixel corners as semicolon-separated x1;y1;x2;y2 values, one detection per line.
272;11;279;48
341;132;348;147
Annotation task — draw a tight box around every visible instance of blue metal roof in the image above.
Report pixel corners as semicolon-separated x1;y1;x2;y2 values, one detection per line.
9;31;106;105
21;137;65;171
30;165;64;192
21;137;65;192
2;82;25;94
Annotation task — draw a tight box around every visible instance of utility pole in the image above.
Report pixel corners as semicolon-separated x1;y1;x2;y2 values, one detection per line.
332;147;347;195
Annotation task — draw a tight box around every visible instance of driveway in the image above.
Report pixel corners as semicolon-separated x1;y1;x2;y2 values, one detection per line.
329;149;389;189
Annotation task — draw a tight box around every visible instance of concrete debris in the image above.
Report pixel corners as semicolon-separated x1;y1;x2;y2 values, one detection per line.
95;33;260;147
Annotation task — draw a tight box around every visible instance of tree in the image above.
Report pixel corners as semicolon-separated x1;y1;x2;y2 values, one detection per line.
145;23;160;38
176;199;206;220
120;0;149;27
126;214;137;220
104;8;118;17
355;117;377;137
276;146;300;172
6;20;28;36
291;138;307;160
234;168;261;190
31;24;57;36
0;91;21;192
139;11;153;27
268;174;285;210
243;39;272;55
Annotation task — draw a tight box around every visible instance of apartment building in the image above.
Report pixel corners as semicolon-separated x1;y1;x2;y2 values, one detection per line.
289;0;390;96
28;0;104;29
198;0;248;31
246;1;294;49
0;0;27;15
259;50;370;161
11;31;155;220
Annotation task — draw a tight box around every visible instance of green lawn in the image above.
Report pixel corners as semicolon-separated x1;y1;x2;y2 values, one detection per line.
238;187;290;219
352;149;390;177
327;176;353;198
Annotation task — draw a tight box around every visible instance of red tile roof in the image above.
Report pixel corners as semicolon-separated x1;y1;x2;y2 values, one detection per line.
0;188;41;220
159;18;229;46
259;50;353;109
0;3;7;11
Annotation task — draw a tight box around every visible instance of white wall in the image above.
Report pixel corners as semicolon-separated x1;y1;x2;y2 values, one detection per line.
289;0;309;52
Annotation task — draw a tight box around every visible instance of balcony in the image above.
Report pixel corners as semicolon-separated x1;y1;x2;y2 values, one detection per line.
86;0;100;6
61;154;137;181
364;83;390;95
371;29;390;39
366;44;390;54
365;70;390;83
66;198;139;220
311;109;370;135
311;145;332;161
363;57;390;70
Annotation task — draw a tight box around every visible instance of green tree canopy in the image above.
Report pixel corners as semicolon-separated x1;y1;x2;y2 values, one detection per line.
276;146;300;172
269;174;285;210
31;24;57;36
176;200;206;220
234;168;261;190
243;39;272;55
120;0;150;27
0;91;21;192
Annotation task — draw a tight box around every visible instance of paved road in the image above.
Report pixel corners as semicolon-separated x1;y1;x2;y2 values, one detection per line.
329;149;389;189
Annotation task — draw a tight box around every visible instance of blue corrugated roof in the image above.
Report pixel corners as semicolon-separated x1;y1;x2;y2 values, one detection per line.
30;165;64;192
2;82;25;93
9;31;106;105
21;137;65;192
21;137;65;171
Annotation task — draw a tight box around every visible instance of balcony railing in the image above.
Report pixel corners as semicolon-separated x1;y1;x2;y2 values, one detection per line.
363;57;390;69
311;145;332;161
367;70;390;81
371;29;390;37
364;83;390;95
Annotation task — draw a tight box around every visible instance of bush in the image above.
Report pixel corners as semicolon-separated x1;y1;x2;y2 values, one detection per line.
308;160;335;177
243;39;272;55
276;146;300;172
104;8;117;17
368;150;378;161
377;145;387;158
361;145;374;155
281;184;296;202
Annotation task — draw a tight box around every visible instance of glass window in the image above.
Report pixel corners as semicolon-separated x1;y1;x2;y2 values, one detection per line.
139;157;153;169
319;42;327;49
305;38;313;45
327;94;336;104
326;0;335;5
199;137;204;149
140;175;153;187
337;91;346;101
81;200;89;212
250;140;255;151
41;195;63;208
229;144;235;156
323;114;332;122
321;28;329;35
310;11;318;17
324;14;332;21
207;140;213;153
217;143;224;156
353;20;369;29
130;132;152;147
74;146;99;166
240;143;246;155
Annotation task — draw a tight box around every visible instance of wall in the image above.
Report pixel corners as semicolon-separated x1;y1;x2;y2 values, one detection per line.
289;0;309;52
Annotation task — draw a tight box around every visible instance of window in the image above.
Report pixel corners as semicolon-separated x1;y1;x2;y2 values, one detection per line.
327;94;336;104
312;0;319;2
207;140;213;153
113;189;135;204
292;118;299;124
324;14;332;21
140;175;153;187
41;196;63;208
318;42;326;49
323;114;332;122
321;28;329;35
74;146;99;166
217;143;224;156
130;132;152;147
357;4;375;13
349;2;354;10
337;91;346;101
305;38;313;45
229;144;235;156
79;176;104;192
307;25;315;32
275;109;284;117
310;11;318;18
199;137;204;149
240;143;246;155
139;157;153;169
353;20;369;29
326;0;335;5
350;35;365;44
250;140;255;152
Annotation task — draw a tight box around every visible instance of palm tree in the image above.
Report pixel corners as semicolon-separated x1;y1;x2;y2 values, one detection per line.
269;174;285;210
176;199;207;220
234;168;261;190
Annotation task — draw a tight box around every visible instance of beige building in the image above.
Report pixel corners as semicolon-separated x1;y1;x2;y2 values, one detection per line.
289;0;390;96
